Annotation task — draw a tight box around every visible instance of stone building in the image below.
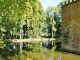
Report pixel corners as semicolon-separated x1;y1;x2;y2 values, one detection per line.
62;0;80;52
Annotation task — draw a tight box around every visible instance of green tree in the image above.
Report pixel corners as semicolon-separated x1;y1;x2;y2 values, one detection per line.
0;0;45;39
45;4;63;38
54;2;62;38
45;6;59;38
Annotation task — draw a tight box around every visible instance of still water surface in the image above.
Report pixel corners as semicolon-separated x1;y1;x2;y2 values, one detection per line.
60;51;80;60
43;49;80;60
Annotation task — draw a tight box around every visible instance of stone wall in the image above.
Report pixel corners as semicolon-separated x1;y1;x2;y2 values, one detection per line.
62;0;80;52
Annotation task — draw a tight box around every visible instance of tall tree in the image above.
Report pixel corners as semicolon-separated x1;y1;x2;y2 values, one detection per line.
54;1;63;38
45;6;59;38
0;0;45;39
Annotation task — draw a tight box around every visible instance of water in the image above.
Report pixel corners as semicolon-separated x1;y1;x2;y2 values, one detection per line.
42;49;80;60
48;58;53;60
53;51;80;60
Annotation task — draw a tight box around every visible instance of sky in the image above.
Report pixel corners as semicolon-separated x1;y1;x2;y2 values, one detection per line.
39;0;63;11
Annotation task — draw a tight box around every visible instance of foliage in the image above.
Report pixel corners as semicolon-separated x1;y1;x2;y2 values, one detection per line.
0;0;45;39
45;5;62;38
54;2;62;38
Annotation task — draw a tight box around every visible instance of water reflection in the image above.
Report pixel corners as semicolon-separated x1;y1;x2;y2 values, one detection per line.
45;50;80;60
53;51;80;60
57;56;61;60
44;47;80;60
42;42;61;60
48;58;62;60
48;58;53;60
